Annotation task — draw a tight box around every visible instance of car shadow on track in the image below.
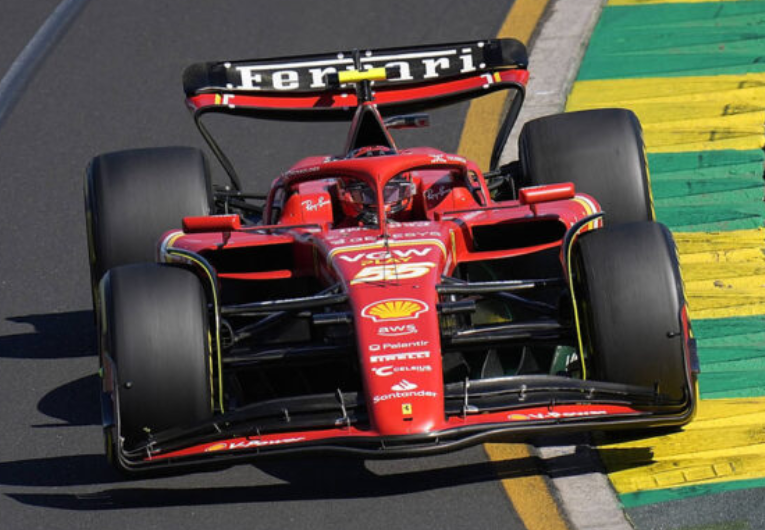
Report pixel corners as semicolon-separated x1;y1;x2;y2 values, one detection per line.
2;451;545;510
1;444;657;511
0;455;119;488
1;311;95;359
34;373;101;427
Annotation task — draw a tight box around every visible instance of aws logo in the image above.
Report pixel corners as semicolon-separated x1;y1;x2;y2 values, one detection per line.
378;324;418;336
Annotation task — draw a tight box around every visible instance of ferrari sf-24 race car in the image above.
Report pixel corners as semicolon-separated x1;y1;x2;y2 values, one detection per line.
85;39;698;473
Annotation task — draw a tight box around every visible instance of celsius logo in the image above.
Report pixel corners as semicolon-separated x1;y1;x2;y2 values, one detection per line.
372;365;432;377
391;380;418;391
361;299;428;322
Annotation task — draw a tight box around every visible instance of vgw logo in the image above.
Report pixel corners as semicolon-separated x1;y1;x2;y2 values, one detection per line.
338;248;432;266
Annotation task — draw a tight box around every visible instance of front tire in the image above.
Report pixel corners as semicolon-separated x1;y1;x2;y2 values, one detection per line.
101;263;213;452
573;222;689;403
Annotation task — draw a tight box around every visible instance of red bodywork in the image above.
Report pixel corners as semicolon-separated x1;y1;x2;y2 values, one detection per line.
105;39;696;471
161;148;601;444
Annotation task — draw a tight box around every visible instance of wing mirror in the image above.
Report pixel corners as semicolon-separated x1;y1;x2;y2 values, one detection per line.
384;113;430;130
518;183;576;205
183;214;241;233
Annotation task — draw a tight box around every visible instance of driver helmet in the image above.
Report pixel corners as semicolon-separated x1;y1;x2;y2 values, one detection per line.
341;175;415;223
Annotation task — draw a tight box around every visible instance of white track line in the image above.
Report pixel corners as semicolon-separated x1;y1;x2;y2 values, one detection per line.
0;0;89;128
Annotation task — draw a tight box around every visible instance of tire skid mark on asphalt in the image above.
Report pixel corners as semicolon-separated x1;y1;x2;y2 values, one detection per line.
564;0;765;509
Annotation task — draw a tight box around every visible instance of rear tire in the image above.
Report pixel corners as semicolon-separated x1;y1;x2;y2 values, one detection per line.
101;263;213;451
519;108;653;225
573;222;688;402
85;146;212;292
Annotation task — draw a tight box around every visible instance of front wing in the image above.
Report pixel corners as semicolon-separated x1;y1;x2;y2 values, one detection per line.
114;377;697;472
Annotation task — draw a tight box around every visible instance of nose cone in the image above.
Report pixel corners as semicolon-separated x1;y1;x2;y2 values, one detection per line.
352;285;445;436
326;228;451;435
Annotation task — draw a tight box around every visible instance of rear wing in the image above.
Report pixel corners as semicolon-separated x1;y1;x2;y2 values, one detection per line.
183;39;528;120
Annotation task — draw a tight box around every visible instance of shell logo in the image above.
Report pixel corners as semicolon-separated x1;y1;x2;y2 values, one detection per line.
205;442;229;452
508;414;530;421
361;298;428;322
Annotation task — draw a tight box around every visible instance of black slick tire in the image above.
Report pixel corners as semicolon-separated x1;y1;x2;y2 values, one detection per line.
573;222;689;403
85;146;212;293
101;263;212;452
519;108;653;225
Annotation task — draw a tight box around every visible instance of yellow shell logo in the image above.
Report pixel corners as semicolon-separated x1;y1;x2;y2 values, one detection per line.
361;299;428;322
508;414;529;421
205;442;229;452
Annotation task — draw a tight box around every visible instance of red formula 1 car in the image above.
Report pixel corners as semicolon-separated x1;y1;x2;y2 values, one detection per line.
85;39;698;473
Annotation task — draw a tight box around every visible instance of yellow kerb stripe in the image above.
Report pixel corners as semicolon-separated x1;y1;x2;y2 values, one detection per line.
675;229;765;319
600;396;765;494
469;2;570;529
567;73;765;153
457;0;550;169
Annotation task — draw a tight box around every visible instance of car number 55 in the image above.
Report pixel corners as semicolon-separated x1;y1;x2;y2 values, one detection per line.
351;262;435;284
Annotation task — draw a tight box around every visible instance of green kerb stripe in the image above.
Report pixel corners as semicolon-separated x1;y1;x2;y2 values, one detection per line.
649;150;765;232
578;2;765;80
620;476;765;508
694;315;765;398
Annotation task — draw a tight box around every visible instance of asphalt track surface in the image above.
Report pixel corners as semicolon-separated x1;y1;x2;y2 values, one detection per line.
0;1;543;529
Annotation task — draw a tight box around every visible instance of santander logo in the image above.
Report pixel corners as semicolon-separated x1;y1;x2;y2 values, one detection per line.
391;380;418;391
